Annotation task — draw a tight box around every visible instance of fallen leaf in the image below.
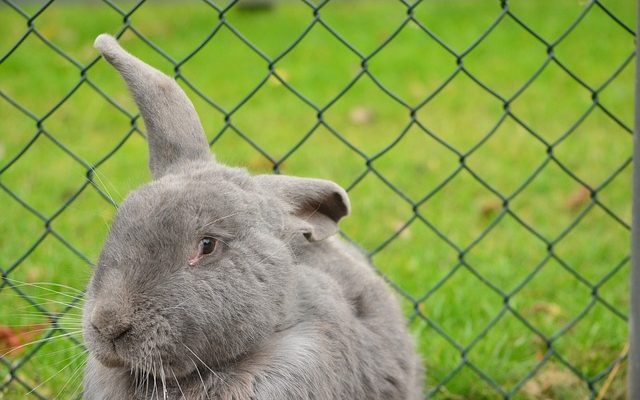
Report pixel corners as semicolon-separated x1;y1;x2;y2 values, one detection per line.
426;158;441;171
409;81;427;100
522;378;543;398
391;221;412;240
268;68;289;86
566;186;591;210
479;198;501;218
25;267;42;283
0;326;20;354
0;323;49;358
247;157;280;172
521;366;582;398
531;302;563;318
349;106;376;125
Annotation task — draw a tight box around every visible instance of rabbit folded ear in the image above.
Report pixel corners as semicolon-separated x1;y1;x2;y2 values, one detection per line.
94;34;213;179
255;175;350;242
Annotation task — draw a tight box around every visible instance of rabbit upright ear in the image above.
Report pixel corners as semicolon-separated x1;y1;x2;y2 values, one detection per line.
94;34;212;179
255;175;350;241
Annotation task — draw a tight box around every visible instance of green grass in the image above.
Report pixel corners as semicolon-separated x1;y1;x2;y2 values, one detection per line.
0;0;634;398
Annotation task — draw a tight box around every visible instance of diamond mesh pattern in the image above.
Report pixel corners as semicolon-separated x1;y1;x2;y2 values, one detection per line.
0;0;634;398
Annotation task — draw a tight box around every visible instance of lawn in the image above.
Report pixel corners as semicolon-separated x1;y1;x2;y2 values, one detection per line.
0;0;635;398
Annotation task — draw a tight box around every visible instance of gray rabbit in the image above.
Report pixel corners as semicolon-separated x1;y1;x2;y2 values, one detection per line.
83;34;423;400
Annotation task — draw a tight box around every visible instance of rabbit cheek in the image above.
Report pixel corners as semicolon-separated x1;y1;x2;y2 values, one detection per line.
130;314;191;374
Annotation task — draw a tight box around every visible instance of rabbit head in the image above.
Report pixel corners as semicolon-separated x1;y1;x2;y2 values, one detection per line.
84;35;350;379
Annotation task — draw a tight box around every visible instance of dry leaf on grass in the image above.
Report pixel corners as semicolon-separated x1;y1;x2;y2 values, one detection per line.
391;220;412;240
247;157;280;171
0;323;48;358
349;106;376;125
566;186;591;210
531;302;563;318
521;366;583;399
479;198;501;218
268;68;289;86
409;81;427;100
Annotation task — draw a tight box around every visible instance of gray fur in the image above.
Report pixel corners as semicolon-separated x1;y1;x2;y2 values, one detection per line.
84;34;423;400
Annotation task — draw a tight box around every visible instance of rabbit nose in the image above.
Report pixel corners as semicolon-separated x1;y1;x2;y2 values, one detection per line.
90;302;132;342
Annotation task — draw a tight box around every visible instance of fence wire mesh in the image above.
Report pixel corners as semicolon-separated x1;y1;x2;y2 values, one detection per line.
0;0;635;398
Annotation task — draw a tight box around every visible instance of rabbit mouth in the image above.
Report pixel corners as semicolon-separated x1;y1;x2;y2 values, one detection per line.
84;326;130;368
96;337;195;380
99;353;126;368
90;342;127;368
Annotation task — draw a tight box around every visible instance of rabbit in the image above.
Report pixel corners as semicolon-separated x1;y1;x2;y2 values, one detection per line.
83;33;423;400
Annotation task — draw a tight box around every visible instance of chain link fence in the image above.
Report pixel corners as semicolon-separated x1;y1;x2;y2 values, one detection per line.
0;0;635;398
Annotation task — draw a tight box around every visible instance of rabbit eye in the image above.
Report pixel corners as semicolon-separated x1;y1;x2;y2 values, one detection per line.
188;237;218;266
200;237;217;255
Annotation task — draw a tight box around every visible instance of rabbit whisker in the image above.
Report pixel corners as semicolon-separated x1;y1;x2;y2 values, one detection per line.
27;348;87;396
187;352;211;400
203;336;233;388
90;165;123;206
157;349;168;400
132;368;137;394
16;344;86;361
171;368;186;399
133;360;142;395
151;356;158;400
55;352;88;399
145;353;152;399
201;211;241;229
139;357;149;396
151;355;158;400
7;310;83;316
0;321;82;328
0;290;84;306
160;297;191;311
133;360;140;394
155;355;162;400
66;369;86;400
3;277;85;294
182;342;225;384
0;325;81;338
0;316;82;327
0;294;84;310
1;285;85;301
66;358;88;400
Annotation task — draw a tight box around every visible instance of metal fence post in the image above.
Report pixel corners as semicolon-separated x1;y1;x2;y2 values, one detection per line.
631;0;640;397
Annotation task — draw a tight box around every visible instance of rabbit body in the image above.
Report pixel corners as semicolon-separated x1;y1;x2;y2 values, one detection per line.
83;35;423;400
